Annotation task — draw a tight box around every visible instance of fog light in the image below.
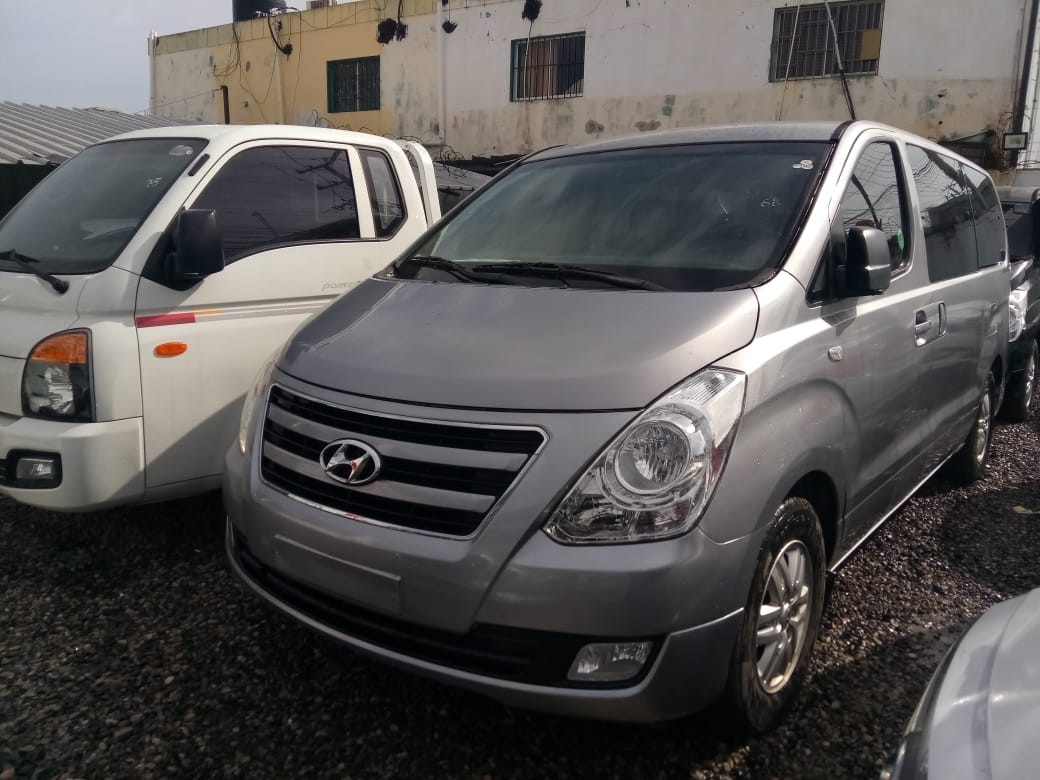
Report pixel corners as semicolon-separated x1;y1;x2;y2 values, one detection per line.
15;456;58;481
567;641;653;683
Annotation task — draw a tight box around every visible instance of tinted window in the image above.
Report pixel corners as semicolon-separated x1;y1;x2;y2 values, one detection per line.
0;138;206;275
836;142;909;271
906;145;977;282
194;146;359;261
1003;200;1036;259
401;142;827;292
962;168;1005;267
359;149;405;237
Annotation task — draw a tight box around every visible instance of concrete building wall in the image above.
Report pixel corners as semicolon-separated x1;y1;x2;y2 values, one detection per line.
151;0;1033;160
152;3;416;133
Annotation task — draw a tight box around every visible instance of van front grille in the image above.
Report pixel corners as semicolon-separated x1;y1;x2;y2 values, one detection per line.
259;385;545;537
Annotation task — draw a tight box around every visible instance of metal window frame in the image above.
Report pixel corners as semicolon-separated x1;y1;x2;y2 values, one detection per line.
327;56;381;113
770;0;883;82
510;31;586;102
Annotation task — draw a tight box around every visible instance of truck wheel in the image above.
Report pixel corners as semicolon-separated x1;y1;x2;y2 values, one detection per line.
948;374;996;484
723;497;826;735
1000;341;1038;423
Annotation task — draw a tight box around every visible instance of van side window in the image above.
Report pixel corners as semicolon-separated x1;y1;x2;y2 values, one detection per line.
906;145;978;282
193;146;360;262
962;167;1006;268
836;142;910;272
359;149;405;237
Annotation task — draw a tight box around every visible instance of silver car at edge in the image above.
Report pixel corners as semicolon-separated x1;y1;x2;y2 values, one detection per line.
223;121;1009;733
881;587;1040;780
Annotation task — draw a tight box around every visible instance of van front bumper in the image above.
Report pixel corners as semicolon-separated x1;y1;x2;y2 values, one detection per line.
226;517;743;723
224;427;753;723
0;413;144;512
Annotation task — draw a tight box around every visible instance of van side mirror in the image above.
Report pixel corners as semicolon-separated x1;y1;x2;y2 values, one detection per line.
167;209;224;282
838;226;891;297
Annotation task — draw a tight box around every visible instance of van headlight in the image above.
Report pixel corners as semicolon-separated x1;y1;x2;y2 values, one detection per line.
22;330;93;422
238;355;278;455
1009;287;1029;342
544;368;746;544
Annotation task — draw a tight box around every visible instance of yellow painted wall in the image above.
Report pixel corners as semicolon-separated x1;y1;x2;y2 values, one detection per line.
152;0;441;133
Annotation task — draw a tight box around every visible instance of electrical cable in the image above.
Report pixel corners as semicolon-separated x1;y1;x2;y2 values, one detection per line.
268;14;294;55
214;22;243;78
775;1;804;121
237;46;278;123
133;88;223;116
822;0;857;120
520;18;535;148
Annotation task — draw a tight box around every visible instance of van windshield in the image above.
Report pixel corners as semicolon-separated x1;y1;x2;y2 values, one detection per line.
0;138;207;275
394;142;827;291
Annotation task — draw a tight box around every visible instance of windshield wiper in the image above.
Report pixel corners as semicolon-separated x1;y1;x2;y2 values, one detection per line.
471;262;666;291
391;255;494;284
0;249;69;294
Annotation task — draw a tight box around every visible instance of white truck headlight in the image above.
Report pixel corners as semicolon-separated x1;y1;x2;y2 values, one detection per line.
238;354;278;455
544;368;746;544
1009;287;1028;343
22;330;93;422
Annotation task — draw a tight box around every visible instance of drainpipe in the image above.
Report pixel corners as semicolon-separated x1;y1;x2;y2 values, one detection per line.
148;31;159;115
437;0;447;147
1015;0;1040;135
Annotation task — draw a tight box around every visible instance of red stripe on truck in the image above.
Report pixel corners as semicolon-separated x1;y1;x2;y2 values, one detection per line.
135;313;197;328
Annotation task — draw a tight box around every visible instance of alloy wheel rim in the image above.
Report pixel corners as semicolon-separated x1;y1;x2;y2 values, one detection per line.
755;538;813;694
975;390;992;464
1026;346;1037;411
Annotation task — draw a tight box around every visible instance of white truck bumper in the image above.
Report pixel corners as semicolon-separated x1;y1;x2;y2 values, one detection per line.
0;413;145;512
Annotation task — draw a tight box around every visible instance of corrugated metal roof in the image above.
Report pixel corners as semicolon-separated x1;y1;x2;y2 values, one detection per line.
0;102;198;166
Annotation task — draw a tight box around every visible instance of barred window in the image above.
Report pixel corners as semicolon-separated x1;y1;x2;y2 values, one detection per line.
771;1;883;81
327;57;380;113
511;32;585;101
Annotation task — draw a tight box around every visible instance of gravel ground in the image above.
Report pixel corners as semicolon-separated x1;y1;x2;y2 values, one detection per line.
2;415;1040;780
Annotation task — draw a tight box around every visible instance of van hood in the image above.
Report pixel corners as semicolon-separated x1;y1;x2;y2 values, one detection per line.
279;279;760;411
0;271;85;359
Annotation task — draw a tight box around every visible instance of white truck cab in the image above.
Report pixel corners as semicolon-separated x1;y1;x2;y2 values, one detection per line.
0;125;441;512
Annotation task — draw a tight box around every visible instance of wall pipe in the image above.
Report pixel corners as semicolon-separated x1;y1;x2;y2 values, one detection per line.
1015;0;1040;134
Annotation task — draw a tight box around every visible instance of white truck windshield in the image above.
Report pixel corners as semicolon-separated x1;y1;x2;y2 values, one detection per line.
0;137;207;275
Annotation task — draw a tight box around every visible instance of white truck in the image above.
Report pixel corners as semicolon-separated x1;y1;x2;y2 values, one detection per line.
0;125;443;512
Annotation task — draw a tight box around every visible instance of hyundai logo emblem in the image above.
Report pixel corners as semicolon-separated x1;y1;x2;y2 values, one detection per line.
319;439;382;486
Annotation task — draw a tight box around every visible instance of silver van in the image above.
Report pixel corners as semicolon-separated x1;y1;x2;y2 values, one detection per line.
224;121;1009;733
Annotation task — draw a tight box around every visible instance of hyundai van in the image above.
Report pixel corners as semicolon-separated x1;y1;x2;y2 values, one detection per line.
225;121;1009;732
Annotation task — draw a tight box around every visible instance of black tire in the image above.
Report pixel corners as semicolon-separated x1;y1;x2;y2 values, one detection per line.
1000;341;1038;423
948;374;996;485
723;497;826;735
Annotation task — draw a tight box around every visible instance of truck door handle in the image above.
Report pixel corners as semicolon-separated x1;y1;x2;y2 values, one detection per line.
914;312;932;334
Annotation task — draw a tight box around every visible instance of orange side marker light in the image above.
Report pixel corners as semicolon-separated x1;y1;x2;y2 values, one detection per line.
155;342;188;358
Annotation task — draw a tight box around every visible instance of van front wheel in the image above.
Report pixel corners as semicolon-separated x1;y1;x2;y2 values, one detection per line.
948;375;996;485
723;497;826;735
